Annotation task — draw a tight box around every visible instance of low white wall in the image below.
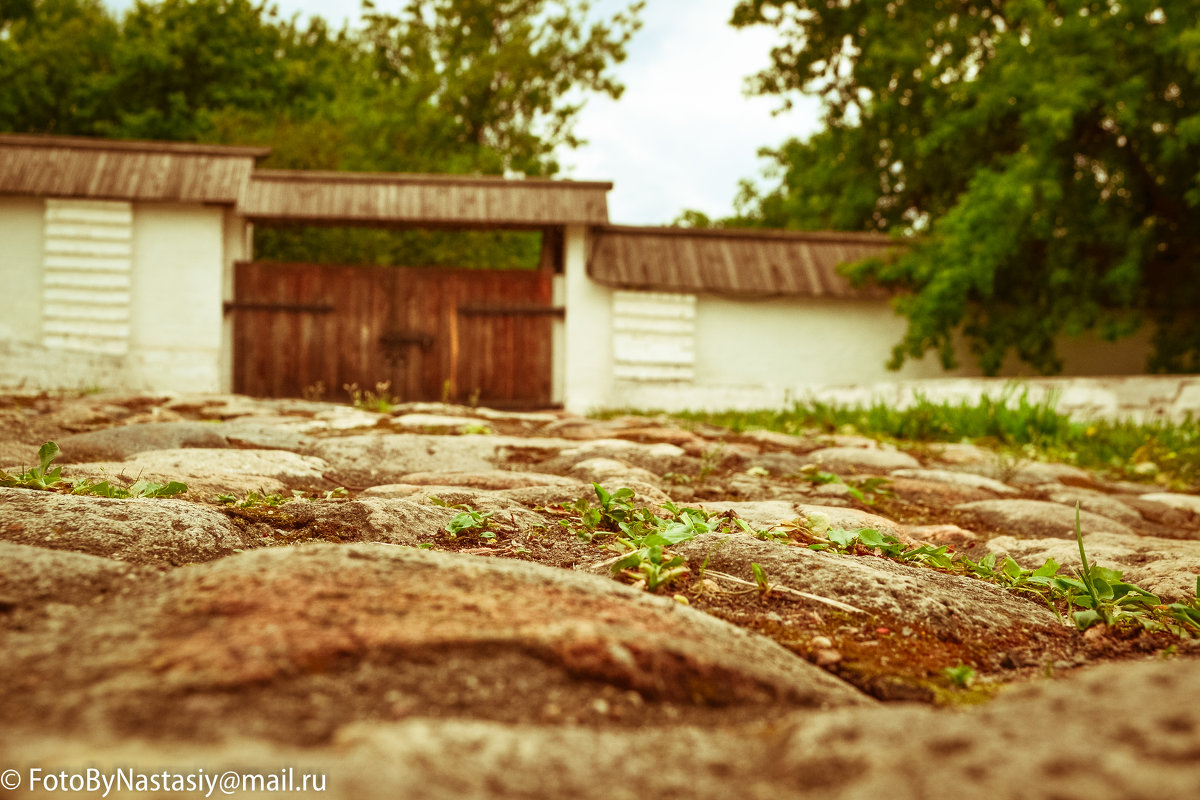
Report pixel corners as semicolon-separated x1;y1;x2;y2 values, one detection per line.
126;203;227;392
0;199;232;393
562;225;615;411
601;293;1162;415
0;197;44;344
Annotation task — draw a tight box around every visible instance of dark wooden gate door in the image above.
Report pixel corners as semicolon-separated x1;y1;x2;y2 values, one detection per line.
229;261;558;407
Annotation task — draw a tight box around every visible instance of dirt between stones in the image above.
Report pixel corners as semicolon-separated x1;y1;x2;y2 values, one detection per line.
1;390;1199;799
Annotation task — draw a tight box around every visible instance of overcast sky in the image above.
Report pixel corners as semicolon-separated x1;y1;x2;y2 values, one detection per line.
105;0;824;225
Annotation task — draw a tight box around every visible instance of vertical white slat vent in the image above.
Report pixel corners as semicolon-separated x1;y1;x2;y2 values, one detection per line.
612;290;695;382
42;199;133;355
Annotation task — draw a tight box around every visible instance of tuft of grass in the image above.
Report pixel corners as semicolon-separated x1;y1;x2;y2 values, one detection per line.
216;487;348;508
607;388;1200;490
344;381;400;413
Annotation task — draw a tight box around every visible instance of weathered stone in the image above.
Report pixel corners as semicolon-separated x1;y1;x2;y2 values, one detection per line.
987;532;1200;602
885;476;999;506
55;422;230;462
1038;486;1145;527
306;434;525;486
0;544;870;745
956;499;1136;539
695;500;801;531
1141;492;1200;516
890;468;1018;495
800;446;920;474
809;482;858;500
811;433;881;449
388;470;579;491
6;659;1200;800
1116;494;1198;532
902;524;979;544
8;388;1200;800
674;533;1062;637
546;439;691;476
926;441;995;466
0;488;253;565
610;427;706;448
797;504;906;537
500;481;672;510
214;415;319;451
279;498;463;546
35;459;288;501
568;457;661;486
767;659;1200;800
972;460;1096;487
0;541;147;626
746;451;810;476
125;448;331;488
738;429;811;451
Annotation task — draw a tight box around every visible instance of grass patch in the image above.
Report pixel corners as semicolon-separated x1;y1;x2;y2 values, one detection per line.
600;388;1200;489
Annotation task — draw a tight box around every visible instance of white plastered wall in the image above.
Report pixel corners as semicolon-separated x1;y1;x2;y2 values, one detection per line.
0;197;134;389
219;212;251;392
561;224;614;412
126;203;227;392
0;197;44;344
605;293;1155;412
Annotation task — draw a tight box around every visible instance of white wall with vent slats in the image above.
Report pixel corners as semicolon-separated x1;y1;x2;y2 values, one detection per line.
611;290;695;382
42;199;133;356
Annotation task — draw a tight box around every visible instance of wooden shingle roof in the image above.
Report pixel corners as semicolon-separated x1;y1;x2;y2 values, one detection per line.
0;133;267;204
589;225;899;298
242;169;612;227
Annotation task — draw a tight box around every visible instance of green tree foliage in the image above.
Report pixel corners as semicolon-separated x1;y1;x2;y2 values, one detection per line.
733;0;1200;374
0;0;118;134
356;0;643;177
0;0;640;267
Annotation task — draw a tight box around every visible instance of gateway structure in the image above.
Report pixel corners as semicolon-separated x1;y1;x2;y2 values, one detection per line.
0;133;1152;412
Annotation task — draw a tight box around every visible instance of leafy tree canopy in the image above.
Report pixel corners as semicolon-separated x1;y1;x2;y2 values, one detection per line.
732;0;1200;374
0;0;641;265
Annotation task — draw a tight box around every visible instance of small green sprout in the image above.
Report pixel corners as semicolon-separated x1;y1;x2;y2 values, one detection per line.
1;441;64;490
943;664;976;689
750;562;771;596
446;509;494;539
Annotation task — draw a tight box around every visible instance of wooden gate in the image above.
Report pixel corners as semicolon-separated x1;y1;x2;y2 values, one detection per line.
228;261;559;407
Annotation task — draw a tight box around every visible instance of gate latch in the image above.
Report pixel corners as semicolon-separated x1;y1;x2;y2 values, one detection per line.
379;331;434;365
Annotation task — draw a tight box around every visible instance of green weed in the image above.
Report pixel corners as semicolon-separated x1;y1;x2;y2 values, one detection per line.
344;381;399;413
216;490;293;508
75;478;187;499
1;441;64;490
803;525;955;571
216;486;348;508
803;504;1200;638
942;664;976;689
446;508;496;540
750;562;771;595
2;442;188;499
561;484;748;592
